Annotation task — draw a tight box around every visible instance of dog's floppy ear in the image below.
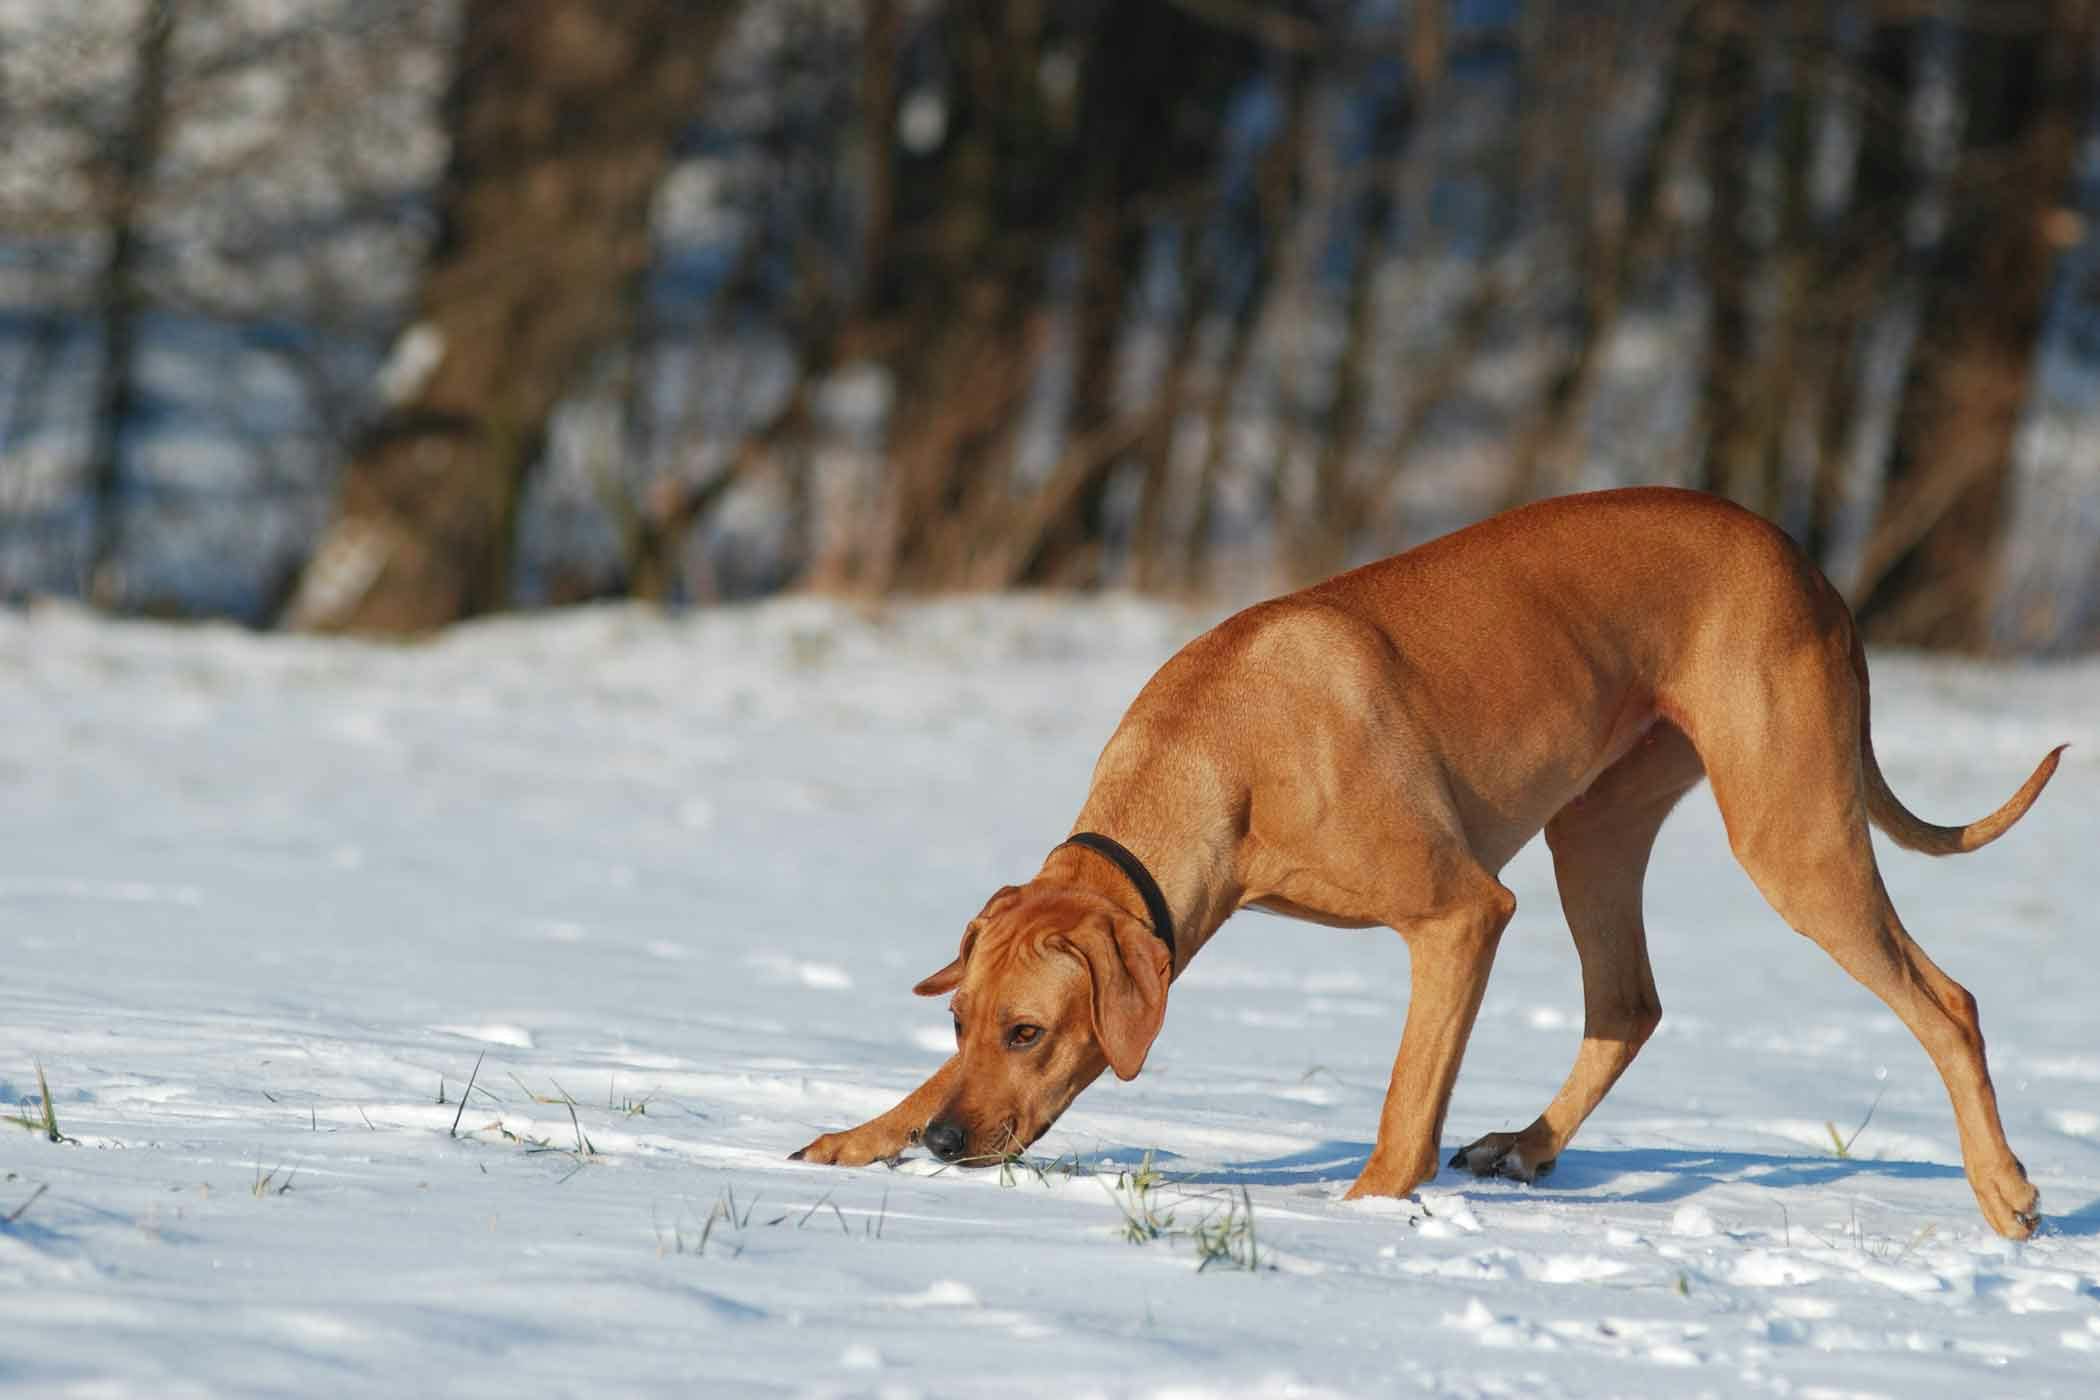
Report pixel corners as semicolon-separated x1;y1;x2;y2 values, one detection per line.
1054;914;1170;1081
912;885;1021;996
910;934;974;997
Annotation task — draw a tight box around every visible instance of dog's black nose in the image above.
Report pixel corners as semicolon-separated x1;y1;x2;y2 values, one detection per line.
922;1118;967;1162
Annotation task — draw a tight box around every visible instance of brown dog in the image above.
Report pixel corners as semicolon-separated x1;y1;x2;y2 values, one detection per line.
792;488;2063;1239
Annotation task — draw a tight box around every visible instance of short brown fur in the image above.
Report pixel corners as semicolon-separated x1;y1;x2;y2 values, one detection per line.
792;488;2064;1239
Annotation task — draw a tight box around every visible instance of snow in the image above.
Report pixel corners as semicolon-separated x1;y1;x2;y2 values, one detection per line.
1;594;2097;1398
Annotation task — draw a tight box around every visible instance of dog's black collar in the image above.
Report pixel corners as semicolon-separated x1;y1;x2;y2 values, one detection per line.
1056;832;1175;969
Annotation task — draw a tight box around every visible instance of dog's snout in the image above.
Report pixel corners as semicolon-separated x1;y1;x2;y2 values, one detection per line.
922;1118;967;1161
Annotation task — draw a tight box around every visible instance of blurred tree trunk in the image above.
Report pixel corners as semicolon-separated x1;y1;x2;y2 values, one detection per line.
1006;0;1266;589
1179;49;1312;591
287;0;736;634
853;2;1067;592
1125;219;1211;592
1852;0;2096;650
1294;52;1419;583
838;0;1266;593
84;0;176;609
757;0;905;594
1006;10;1153;590
1798;3;1915;568
1689;4;1767;511
1500;3;1695;509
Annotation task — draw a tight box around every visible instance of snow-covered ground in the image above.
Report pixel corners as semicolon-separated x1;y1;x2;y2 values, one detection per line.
1;595;2096;1398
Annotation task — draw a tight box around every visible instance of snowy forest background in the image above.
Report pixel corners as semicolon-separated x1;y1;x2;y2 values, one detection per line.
3;0;2100;652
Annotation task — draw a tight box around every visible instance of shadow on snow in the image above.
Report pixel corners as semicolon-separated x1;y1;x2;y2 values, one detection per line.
1065;1141;1973;1209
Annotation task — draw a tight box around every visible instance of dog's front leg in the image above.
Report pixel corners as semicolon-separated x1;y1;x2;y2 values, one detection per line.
1345;880;1515;1200
791;1055;960;1167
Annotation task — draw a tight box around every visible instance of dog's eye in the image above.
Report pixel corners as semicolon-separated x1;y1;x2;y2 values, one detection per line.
1005;1024;1043;1050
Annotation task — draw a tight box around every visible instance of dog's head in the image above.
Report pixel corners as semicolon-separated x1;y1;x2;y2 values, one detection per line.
909;881;1170;1164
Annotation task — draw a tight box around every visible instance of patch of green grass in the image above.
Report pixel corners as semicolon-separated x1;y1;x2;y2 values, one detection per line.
441;1057;604;1181
606;1077;652;1117
492;1075;599;1179
550;1093;597;1159
1101;1150;1176;1242
1018;1151;1089;1187
1825;1078;1890;1159
505;1071;572;1107
656;1182;890;1258
6;1064;67;1144
1190;1187;1259;1273
448;1051;486;1138
1798;1201;1939;1264
251;1162;295;1198
486;1108;597;1183
1098;1152;1264;1271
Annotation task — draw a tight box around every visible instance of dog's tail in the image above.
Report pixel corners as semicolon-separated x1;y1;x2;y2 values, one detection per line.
1852;632;2065;855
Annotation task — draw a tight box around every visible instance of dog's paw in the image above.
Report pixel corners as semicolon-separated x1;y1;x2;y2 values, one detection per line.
1342;1144;1440;1200
1975;1157;2041;1240
1450;1132;1554;1183
789;1128;899;1168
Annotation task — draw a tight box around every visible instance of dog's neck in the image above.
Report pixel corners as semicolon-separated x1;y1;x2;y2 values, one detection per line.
1045;770;1247;980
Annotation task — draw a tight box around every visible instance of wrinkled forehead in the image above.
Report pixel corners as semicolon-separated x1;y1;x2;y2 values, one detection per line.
977;884;1120;940
953;915;1090;1011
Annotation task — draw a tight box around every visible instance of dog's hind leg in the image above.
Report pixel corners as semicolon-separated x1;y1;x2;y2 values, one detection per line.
1694;644;2040;1239
1743;857;2037;1237
1454;723;1706;1183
